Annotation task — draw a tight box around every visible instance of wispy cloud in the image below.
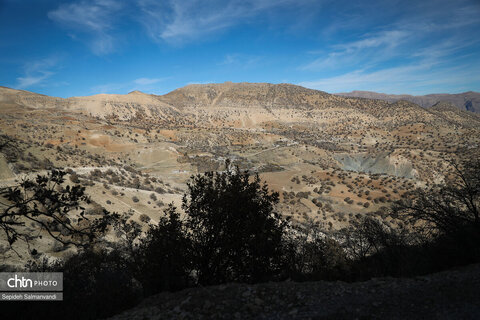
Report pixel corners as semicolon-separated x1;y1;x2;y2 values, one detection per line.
301;30;409;71
300;37;480;94
300;0;480;94
48;0;123;55
137;0;316;43
47;0;322;51
299;61;480;95
16;57;58;89
336;30;408;51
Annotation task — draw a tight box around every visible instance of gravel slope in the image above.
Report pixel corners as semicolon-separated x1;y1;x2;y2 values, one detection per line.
109;264;480;319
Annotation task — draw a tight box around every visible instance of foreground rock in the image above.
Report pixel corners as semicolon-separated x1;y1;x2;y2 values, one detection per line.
109;264;480;319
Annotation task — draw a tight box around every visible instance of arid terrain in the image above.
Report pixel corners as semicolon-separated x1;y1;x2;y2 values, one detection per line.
1;82;480;265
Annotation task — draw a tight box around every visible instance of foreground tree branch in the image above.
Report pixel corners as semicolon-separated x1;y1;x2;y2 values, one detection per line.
0;170;114;253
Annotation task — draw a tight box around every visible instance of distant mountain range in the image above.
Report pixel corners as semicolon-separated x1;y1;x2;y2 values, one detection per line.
335;91;480;113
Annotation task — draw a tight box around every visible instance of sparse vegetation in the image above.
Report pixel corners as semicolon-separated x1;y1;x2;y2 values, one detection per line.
2;161;480;319
1;82;480;319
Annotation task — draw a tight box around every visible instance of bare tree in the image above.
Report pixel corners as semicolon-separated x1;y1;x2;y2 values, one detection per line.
393;158;480;235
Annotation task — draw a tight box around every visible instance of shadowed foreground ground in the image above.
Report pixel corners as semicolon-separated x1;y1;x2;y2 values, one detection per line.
109;263;480;319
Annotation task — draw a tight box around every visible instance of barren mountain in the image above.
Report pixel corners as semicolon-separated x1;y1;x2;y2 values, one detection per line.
335;90;480;113
1;82;479;265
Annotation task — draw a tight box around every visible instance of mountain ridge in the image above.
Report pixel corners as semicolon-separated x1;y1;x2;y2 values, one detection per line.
2;83;479;129
335;90;480;113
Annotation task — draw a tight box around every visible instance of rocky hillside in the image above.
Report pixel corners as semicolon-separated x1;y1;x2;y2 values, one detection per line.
109;263;480;319
161;82;331;110
1;82;479;266
336;90;480;113
2;83;478;126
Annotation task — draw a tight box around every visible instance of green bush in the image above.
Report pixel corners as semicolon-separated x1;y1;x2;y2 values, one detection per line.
183;163;287;285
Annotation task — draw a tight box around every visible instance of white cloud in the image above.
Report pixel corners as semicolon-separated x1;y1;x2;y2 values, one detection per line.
301;29;409;71
299;61;480;95
48;0;123;55
337;30;408;51
17;74;52;89
16;57;58;89
137;0;316;43
46;0;321;50
48;0;121;31
299;0;480;94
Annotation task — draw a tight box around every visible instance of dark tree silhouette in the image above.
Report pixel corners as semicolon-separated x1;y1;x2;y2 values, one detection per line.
393;158;480;235
135;204;192;295
0;170;113;252
183;162;287;285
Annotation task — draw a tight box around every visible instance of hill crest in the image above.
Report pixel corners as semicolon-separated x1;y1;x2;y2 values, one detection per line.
336;90;480;113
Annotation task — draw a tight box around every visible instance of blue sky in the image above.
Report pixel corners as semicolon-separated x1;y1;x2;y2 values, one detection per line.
1;0;479;98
